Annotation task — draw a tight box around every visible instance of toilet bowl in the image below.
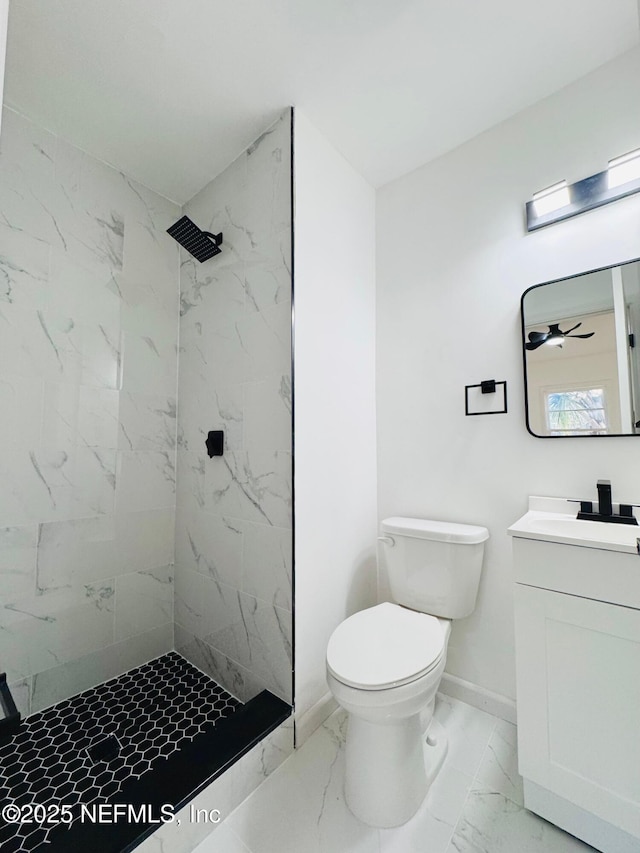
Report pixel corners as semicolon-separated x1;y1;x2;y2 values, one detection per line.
327;602;451;827
326;516;489;828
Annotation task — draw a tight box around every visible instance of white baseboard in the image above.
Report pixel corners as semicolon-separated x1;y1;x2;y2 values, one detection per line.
439;672;516;724
294;692;338;747
294;676;514;748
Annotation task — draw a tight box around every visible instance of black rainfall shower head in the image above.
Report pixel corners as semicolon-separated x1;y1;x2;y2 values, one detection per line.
167;215;223;262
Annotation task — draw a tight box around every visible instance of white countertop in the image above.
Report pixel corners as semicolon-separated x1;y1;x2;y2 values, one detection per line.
508;496;640;554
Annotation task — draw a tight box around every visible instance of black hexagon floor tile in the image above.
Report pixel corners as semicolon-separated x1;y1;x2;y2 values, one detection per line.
0;652;242;851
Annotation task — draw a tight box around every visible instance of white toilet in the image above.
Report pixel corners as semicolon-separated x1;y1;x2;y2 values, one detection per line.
326;516;489;828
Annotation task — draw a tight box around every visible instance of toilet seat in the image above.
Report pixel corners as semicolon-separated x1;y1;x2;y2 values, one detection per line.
327;602;445;691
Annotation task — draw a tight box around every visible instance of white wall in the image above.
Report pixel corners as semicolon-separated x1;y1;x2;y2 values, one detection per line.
377;46;640;702
293;111;377;731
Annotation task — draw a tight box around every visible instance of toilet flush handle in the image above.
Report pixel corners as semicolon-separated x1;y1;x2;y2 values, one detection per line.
377;536;395;547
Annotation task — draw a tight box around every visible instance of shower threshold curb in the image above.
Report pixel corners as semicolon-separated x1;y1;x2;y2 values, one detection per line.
37;690;291;853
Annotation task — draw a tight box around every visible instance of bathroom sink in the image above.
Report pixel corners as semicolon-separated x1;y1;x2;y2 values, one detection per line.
508;496;640;554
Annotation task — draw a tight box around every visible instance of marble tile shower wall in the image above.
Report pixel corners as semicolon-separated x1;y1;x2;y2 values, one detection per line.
174;109;293;705
0;107;180;715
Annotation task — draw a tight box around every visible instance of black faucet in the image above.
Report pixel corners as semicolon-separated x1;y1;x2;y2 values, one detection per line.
596;480;613;517
574;480;638;525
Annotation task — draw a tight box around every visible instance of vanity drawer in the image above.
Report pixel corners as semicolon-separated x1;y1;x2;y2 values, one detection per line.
512;536;640;610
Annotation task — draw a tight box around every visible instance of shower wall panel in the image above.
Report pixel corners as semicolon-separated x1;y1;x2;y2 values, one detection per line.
0;107;180;714
175;109;293;705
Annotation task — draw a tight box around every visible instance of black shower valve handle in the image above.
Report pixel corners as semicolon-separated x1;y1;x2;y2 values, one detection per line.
206;430;224;458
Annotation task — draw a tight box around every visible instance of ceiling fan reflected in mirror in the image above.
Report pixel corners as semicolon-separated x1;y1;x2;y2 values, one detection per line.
525;322;595;350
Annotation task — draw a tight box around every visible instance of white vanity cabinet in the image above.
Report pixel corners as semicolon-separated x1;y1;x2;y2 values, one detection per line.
509;499;640;853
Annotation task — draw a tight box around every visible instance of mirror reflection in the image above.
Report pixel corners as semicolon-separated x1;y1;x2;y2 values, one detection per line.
521;259;640;437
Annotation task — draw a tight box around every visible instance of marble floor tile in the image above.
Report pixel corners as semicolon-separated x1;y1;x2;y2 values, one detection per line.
433;694;497;777
193;825;251;853
379;808;453;853
224;713;380;853
447;790;593;853
194;696;592;853
471;718;523;806
378;759;475;853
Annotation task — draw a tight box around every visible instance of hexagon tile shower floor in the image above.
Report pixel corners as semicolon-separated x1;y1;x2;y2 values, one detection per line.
0;652;241;852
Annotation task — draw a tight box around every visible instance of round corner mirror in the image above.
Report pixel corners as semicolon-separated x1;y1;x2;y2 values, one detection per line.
521;259;640;437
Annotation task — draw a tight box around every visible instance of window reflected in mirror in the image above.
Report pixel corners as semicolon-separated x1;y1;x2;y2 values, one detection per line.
545;388;607;436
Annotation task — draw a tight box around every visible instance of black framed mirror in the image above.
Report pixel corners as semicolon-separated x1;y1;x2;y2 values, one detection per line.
521;258;640;437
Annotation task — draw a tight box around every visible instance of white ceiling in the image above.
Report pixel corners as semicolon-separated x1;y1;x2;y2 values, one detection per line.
4;0;640;204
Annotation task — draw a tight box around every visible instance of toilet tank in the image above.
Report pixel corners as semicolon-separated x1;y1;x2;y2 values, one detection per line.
380;517;489;619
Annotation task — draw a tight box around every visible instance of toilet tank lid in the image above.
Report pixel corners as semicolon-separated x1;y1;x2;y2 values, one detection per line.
381;517;489;544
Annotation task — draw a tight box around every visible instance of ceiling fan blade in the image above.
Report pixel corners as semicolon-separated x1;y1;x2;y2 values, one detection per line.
527;331;548;343
560;322;582;335
567;332;595;339
525;339;547;350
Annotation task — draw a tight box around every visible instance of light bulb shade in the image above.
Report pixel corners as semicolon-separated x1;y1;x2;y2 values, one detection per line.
532;181;570;217
607;148;640;189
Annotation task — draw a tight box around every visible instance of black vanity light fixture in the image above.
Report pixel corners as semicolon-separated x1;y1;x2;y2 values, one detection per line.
167;215;223;262
526;146;640;231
